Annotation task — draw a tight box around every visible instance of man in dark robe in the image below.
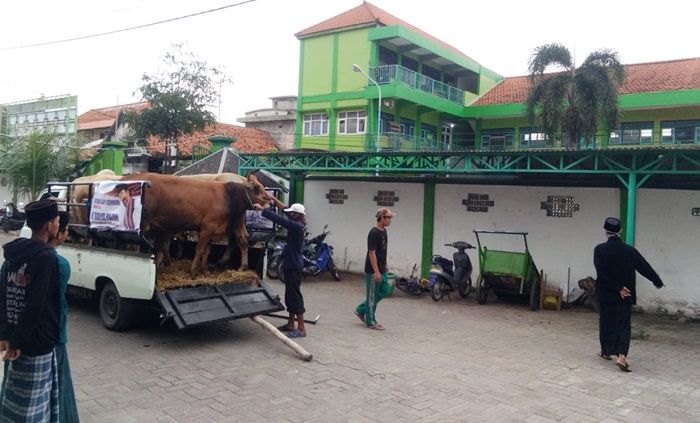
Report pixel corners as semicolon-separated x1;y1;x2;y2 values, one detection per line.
593;217;664;372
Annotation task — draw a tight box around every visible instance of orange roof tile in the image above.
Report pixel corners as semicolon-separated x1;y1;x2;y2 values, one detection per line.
296;2;474;63
78;102;149;131
147;123;278;156
473;58;700;106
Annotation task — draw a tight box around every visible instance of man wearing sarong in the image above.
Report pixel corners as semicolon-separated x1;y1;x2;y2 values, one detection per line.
593;217;664;372
0;199;61;422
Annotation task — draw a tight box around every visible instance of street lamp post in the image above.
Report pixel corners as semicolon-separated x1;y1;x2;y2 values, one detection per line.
352;64;382;151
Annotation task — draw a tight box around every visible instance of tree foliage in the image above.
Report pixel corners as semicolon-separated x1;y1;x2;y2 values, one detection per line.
0;130;81;201
126;44;230;158
526;43;626;148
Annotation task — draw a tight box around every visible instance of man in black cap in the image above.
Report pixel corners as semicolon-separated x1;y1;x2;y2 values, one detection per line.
0;199;61;421
593;217;664;372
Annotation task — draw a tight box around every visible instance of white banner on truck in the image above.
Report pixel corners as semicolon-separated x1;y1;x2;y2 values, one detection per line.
89;181;143;232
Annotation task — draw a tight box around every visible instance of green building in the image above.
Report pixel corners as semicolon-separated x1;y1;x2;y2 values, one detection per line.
293;2;700;152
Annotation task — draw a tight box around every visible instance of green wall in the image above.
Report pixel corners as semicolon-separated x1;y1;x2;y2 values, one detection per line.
336;29;372;93
301;35;334;96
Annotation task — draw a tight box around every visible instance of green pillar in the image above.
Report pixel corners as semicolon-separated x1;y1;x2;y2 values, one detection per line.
328;108;337;151
100;141;126;175
289;172;305;204
421;181;435;279
208;135;235;152
625;173;637;245
474;119;482;149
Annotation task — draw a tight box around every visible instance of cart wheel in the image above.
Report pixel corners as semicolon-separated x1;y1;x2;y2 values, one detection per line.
529;276;541;311
458;277;472;299
431;279;445;302
476;276;488;304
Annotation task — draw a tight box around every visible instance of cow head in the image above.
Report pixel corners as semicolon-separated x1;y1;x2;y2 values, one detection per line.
246;174;268;206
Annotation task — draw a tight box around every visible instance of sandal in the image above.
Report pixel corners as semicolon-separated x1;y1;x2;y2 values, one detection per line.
287;329;306;338
616;361;631;372
353;310;365;324
277;324;295;332
367;323;385;330
598;352;612;360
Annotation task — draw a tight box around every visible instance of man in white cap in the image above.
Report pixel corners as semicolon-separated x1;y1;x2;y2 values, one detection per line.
354;208;395;330
254;198;309;338
594;217;664;372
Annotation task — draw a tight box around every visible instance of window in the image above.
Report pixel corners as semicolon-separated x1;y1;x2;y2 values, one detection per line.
520;128;552;148
337;111;366;134
421;123;436;141
481;129;515;150
303;113;328;136
379;113;394;134
441;125;453;145
609;122;653;145
661;120;700;144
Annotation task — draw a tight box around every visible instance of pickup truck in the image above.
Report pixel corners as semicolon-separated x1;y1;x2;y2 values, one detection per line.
18;182;284;331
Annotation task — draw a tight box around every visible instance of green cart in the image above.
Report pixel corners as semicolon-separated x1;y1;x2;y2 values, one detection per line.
473;230;542;311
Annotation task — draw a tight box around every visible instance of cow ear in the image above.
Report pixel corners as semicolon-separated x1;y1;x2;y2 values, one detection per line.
247;174;258;182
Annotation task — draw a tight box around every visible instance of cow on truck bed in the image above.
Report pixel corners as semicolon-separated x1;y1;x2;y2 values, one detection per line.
121;172;269;277
20;179;283;331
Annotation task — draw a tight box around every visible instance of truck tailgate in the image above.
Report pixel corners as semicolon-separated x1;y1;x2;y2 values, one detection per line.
156;282;284;329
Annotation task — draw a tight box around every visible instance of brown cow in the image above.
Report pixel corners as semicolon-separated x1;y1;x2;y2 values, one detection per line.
181;173;247;184
121;172;268;277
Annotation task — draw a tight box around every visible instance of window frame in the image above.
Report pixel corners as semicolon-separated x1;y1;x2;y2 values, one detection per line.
337;110;366;135
302;113;329;136
519;127;552;148
481;129;515;150
661;120;700;145
609;122;654;145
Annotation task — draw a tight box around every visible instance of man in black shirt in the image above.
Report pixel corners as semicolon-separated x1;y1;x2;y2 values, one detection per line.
354;208;394;330
0;199;61;421
593;217;664;372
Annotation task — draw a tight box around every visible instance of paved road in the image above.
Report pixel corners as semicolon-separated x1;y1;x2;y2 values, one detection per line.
1;232;699;422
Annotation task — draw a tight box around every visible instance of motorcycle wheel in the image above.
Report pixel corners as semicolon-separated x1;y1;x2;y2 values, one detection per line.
431;279;446;302
476;275;488;304
277;262;286;283
328;257;341;281
266;254;281;279
458;277;472;299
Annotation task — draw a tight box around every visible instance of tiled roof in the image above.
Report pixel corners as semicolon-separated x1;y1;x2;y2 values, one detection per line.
473;58;700;106
147;123;278;156
77;102;149;131
296;1;474;63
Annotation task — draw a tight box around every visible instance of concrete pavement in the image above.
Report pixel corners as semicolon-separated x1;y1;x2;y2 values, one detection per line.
0;230;699;422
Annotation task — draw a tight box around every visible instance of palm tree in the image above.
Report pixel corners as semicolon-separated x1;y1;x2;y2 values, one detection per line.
0;130;80;202
526;43;625;148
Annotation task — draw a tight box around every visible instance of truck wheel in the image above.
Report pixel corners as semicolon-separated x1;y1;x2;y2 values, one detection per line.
99;282;135;331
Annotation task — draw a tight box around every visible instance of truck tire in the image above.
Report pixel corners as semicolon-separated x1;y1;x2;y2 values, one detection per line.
99;282;135;331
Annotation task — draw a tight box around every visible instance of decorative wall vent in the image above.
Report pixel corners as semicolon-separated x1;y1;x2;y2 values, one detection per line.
374;190;399;207
326;189;348;204
692;208;700;216
462;193;494;212
541;195;580;217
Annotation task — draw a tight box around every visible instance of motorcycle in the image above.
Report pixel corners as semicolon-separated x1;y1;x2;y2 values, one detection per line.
395;264;426;296
429;241;475;302
276;225;341;282
1;202;26;233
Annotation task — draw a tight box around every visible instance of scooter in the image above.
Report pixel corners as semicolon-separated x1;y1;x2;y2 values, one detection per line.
1;202;26;233
429;241;475;302
277;225;341;282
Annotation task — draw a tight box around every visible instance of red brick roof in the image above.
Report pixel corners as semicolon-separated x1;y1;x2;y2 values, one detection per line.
473;58;700;106
296;1;474;63
147;123;278;156
77;102;149;131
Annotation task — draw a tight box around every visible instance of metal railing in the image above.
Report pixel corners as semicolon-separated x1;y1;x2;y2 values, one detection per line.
369;65;465;105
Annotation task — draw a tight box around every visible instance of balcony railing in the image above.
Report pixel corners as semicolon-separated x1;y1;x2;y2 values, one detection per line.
369;65;465;105
364;133;459;152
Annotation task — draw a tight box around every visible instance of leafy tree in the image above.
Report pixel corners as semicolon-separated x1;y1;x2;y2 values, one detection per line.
126;44;230;172
526;43;625;148
0;130;80;201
